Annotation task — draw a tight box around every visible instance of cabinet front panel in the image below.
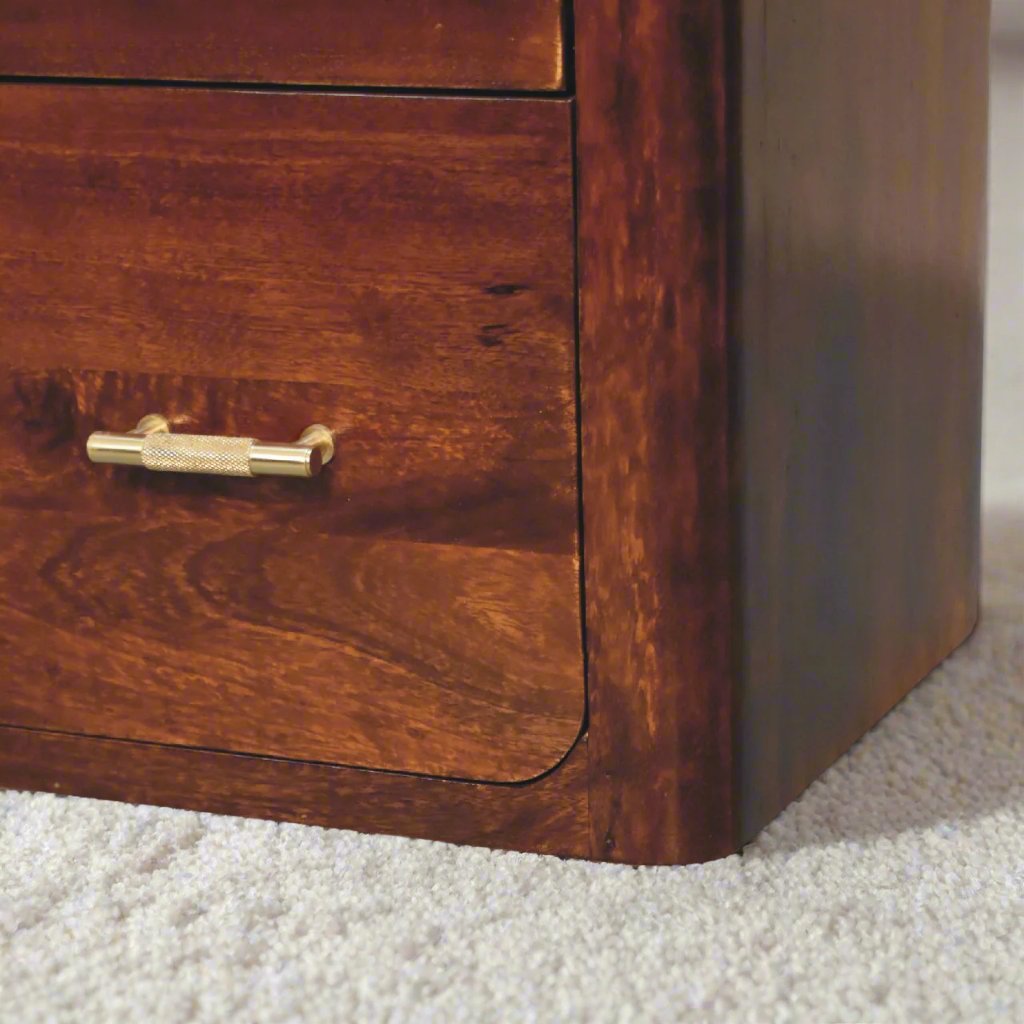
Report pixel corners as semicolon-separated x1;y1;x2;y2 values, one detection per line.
0;1;567;91
0;85;583;783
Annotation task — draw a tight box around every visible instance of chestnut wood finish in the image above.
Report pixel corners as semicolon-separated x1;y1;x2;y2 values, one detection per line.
0;726;591;858
734;0;990;840
0;0;567;92
0;2;989;864
575;0;736;864
569;0;987;863
0;85;584;783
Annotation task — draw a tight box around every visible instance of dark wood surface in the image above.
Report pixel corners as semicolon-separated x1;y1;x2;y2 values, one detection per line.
575;0;737;864
0;0;566;91
0;85;584;783
0;4;990;864
0;725;591;858
734;0;989;839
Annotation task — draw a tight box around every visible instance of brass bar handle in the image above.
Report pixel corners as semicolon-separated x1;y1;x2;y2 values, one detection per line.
86;415;335;479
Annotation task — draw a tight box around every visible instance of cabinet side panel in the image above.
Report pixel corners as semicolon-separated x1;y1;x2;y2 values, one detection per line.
575;0;737;864
737;0;989;838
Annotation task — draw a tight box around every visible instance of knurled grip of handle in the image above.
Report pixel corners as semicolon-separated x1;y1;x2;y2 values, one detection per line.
141;433;255;477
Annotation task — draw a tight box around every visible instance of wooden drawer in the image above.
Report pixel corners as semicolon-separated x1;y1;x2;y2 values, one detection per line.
0;84;583;783
0;1;566;91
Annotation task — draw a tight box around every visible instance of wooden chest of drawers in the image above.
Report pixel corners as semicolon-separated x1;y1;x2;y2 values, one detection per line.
0;0;989;864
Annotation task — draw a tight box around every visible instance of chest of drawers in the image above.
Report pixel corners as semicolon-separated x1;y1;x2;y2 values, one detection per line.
0;0;989;864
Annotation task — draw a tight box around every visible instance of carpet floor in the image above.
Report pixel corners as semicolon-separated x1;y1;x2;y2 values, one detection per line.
2;509;1022;1024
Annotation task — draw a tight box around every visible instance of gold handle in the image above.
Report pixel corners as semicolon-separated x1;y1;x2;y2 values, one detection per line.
86;415;335;479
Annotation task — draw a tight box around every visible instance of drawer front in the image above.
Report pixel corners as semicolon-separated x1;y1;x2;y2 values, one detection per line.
0;1;566;91
0;85;582;783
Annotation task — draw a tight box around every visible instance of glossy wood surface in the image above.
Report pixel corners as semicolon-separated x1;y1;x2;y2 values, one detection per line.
734;0;989;839
0;85;584;783
0;726;591;858
0;0;566;91
575;0;736;864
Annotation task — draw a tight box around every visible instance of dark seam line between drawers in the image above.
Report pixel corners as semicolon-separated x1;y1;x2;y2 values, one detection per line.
569;96;590;745
0;720;588;790
0;74;574;101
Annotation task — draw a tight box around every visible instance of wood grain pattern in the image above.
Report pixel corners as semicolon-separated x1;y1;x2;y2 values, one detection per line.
0;4;990;864
734;0;989;840
0;85;584;783
0;725;591;858
575;0;736;864
0;86;576;389
0;0;566;91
